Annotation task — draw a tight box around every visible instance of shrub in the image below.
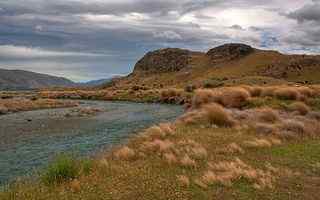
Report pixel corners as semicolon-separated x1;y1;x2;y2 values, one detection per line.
202;103;236;127
257;108;279;123
220;87;251;108
41;155;82;185
288;102;310;115
274;88;300;100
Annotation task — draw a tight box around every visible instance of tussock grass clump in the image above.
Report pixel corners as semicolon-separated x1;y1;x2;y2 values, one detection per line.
279;120;306;137
257;108;279;123
260;87;276;97
274;88;300;100
41;155;91;185
143;139;174;153
177;175;190;187
243;138;272;148
297;87;314;98
288;102;310;115
241;86;263;97
202;103;237;127
220;87;251;108
163;152;178;164
254;123;277;135
204;158;276;189
180;154;196;167
190;146;208;159
192;89;218;108
160;88;183;103
114;146;136;160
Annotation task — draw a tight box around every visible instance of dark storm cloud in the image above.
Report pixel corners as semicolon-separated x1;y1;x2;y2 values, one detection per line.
0;0;318;81
287;2;320;22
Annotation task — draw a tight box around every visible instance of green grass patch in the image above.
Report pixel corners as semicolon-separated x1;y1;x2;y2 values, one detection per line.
41;154;93;185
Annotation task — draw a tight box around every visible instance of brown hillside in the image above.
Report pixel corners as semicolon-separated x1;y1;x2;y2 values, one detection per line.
107;43;320;90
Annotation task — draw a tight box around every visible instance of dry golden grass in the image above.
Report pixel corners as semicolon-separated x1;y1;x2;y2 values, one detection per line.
180;154;196;167
176;175;190;187
192;89;218;108
202;103;237;127
163;152;178;164
260;86;276;97
257;108;279;123
288;102;310;115
69;179;81;192
114;146;135;160
204;158;276;189
241;86;263;97
254;123;277;135
142;139;174;153
190;146;208;159
279;120;306;137
219;87;251;108
0;98;78;114
243;138;273;148
274;87;300;100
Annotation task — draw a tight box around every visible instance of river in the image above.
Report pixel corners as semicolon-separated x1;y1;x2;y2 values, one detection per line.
0;100;183;185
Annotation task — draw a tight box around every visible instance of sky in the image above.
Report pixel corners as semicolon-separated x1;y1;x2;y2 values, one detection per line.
0;0;319;82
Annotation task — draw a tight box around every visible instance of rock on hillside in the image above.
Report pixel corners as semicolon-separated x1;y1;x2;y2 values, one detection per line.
207;43;254;61
133;48;195;73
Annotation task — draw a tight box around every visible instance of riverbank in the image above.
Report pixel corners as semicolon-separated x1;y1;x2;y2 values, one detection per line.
2;85;320;199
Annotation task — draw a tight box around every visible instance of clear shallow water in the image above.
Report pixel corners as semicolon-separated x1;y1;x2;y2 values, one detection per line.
0;101;183;185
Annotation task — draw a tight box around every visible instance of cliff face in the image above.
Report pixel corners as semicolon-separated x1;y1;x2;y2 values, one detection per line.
0;69;75;90
206;43;254;61
133;48;199;73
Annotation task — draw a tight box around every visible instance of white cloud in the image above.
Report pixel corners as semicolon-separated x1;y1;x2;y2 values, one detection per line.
153;31;182;40
0;45;107;58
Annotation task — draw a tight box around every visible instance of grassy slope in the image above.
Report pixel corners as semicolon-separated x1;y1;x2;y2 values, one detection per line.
111;49;320;90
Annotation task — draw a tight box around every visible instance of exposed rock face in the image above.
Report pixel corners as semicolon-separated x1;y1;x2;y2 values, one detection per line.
260;56;320;79
207;43;254;61
133;48;192;73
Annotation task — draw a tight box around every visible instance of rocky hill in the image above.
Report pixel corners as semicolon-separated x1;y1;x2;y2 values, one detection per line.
112;43;320;89
0;69;76;90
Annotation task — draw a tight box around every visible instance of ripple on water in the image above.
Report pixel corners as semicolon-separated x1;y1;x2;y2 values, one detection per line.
0;101;183;185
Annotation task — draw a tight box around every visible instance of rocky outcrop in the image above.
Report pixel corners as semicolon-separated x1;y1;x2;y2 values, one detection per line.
133;48;193;73
207;43;254;61
260;56;320;79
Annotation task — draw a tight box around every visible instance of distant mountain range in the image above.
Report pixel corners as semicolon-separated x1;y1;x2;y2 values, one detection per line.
0;68;115;90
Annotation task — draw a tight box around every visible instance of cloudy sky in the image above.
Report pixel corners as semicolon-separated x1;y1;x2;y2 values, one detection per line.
0;0;319;82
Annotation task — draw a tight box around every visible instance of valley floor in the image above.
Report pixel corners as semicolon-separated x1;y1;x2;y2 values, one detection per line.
2;85;320;199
